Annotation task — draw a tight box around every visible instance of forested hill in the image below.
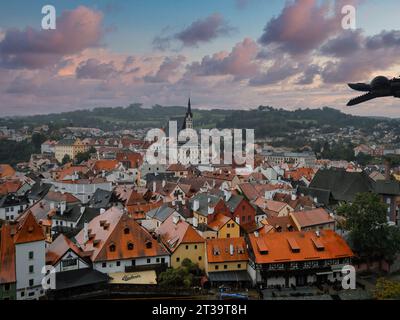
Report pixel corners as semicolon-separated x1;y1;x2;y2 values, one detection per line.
1;104;399;138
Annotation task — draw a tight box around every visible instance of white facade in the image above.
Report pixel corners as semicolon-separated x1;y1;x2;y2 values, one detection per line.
53;250;90;273
15;240;46;300
93;255;170;274
0;203;28;221
48;180;112;203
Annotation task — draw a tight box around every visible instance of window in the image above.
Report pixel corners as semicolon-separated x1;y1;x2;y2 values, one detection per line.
29;265;34;273
102;262;106;268
131;260;136;266
4;284;10;291
62;259;77;268
127;242;134;250
124;228;130;235
29;279;34;287
227;223;230;228
21;292;25;297
116;261;120;267
156;258;160;263
215;265;219;270
28;292;35;297
109;244;116;252
198;256;202;261
146;241;152;249
161;258;165;263
29;252;34;260
147;258;151;264
237;264;241;268
194;245;197;250
224;265;227;269
227;233;230;238
176;257;180;262
186;245;189;250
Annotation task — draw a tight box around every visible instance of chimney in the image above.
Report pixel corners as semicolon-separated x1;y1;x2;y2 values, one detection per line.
83;222;89;243
172;214;180;225
229;244;234;256
80;206;85;214
254;231;259;238
162;180;166;188
193;199;200;211
50;202;55;210
291;194;297;201
208;205;214;215
152;181;157;193
60;201;66;216
100;208;106;214
224;189;232;202
193;217;198;227
235;216;240;224
315;230;320;237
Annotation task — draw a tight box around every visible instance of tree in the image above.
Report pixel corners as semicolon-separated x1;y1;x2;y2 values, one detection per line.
374;278;400;300
337;192;400;261
75;147;96;164
158;258;202;288
31;132;47;150
61;154;71;165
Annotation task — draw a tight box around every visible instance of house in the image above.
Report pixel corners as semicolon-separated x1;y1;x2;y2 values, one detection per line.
49;178;112;203
204;237;251;288
190;193;228;226
75;207;170;274
143;204;182;232
167;163;189;177
255;198;294;217
11;211;46;300
156;213;205;269
290;208;335;231
0;195;29;221
46;234;90;273
41;140;57;154
55;138;89;163
207;213;240;239
247;230;354;288
218;190;256;227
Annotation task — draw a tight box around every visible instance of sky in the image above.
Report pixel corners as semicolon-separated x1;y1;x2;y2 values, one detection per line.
1;0;400;117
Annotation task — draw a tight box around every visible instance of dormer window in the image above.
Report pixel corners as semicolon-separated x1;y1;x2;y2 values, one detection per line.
127;242;134;250
109;244;116;252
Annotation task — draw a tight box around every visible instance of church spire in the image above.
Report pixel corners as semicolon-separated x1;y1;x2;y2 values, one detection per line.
187;97;192;117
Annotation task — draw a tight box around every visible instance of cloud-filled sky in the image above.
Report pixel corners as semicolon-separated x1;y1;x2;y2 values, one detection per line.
1;0;400;117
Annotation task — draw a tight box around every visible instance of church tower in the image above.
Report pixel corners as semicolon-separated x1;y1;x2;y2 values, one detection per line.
182;98;193;130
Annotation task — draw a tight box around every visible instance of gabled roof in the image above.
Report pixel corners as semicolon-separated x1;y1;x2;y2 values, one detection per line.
147;204;177;222
44;191;80;204
88;188;115;208
189;193;221;216
156;214;204;253
208;213;232;231
309;169;374;202
248;230;353;264
46;234;84;266
206;237;248;263
75;207;169;262
13;211;46;244
291;208;334;228
0;164;16;179
373;180;400;195
0;224;16;284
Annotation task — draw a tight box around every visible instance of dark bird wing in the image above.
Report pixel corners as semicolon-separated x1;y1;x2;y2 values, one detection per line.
348;83;371;92
347;92;378;106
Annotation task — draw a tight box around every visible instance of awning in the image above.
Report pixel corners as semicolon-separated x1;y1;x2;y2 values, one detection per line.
208;271;251;282
108;270;157;285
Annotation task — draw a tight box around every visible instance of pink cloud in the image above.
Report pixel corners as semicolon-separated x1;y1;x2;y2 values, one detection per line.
0;6;103;69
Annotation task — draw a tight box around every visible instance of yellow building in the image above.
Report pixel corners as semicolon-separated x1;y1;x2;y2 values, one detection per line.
156;214;205;270
205;237;249;280
55;138;88;163
208;213;240;239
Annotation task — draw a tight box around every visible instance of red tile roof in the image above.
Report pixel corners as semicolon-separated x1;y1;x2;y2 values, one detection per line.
0;224;16;284
208;213;231;232
291;208;334;228
75;207;169;262
46;234;83;265
206;237;248;263
0;164;16;179
249;230;353;264
156;214;204;253
14;211;46;244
